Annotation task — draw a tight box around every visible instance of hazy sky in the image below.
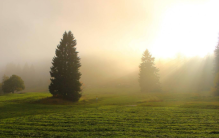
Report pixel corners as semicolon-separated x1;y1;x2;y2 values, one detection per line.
1;0;219;69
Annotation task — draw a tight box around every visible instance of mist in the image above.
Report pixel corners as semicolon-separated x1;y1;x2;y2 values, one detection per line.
0;53;214;94
1;1;219;136
0;0;218;92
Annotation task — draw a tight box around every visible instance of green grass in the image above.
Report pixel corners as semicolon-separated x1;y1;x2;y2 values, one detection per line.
0;88;219;137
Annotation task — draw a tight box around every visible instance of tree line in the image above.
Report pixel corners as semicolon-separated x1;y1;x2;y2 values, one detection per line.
1;30;219;102
1;63;48;89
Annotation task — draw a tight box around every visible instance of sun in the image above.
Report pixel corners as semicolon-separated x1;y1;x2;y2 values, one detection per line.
149;1;219;58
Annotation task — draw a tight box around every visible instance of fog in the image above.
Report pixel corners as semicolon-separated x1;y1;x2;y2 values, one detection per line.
0;0;218;91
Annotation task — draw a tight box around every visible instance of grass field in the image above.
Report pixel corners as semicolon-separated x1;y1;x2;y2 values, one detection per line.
0;87;219;137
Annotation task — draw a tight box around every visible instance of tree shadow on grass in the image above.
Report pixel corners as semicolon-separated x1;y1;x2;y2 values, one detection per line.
0;97;95;120
32;97;78;105
0;103;62;119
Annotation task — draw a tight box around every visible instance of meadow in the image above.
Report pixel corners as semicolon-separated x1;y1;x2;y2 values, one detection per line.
0;87;219;137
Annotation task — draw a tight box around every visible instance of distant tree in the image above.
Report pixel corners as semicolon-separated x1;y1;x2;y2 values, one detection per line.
214;41;219;74
0;75;9;94
212;72;219;96
0;83;2;94
139;49;160;92
2;75;25;93
2;75;9;83
49;31;82;101
213;39;219;95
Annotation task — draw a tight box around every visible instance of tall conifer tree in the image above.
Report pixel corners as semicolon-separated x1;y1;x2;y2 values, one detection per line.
49;31;82;101
213;38;219;95
139;49;160;92
214;41;219;74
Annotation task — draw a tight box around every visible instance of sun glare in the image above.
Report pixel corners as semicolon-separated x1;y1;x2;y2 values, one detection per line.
148;1;219;58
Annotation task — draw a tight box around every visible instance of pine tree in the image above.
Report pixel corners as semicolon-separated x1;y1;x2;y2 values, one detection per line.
139;49;160;92
49;31;82;101
214;42;219;74
213;39;219;95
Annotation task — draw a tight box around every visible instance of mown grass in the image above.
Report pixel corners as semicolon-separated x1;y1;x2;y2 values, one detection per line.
0;87;219;137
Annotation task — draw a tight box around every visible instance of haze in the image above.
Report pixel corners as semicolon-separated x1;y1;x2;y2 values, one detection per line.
0;0;218;90
1;1;219;136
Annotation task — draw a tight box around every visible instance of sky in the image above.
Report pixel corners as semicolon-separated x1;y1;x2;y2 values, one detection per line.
1;0;219;70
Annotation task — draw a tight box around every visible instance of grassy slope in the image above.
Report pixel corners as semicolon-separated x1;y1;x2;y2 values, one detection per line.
0;88;219;137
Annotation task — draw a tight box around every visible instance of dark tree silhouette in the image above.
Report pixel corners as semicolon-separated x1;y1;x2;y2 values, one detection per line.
49;31;82;101
139;49;160;92
0;75;9;93
2;75;25;93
